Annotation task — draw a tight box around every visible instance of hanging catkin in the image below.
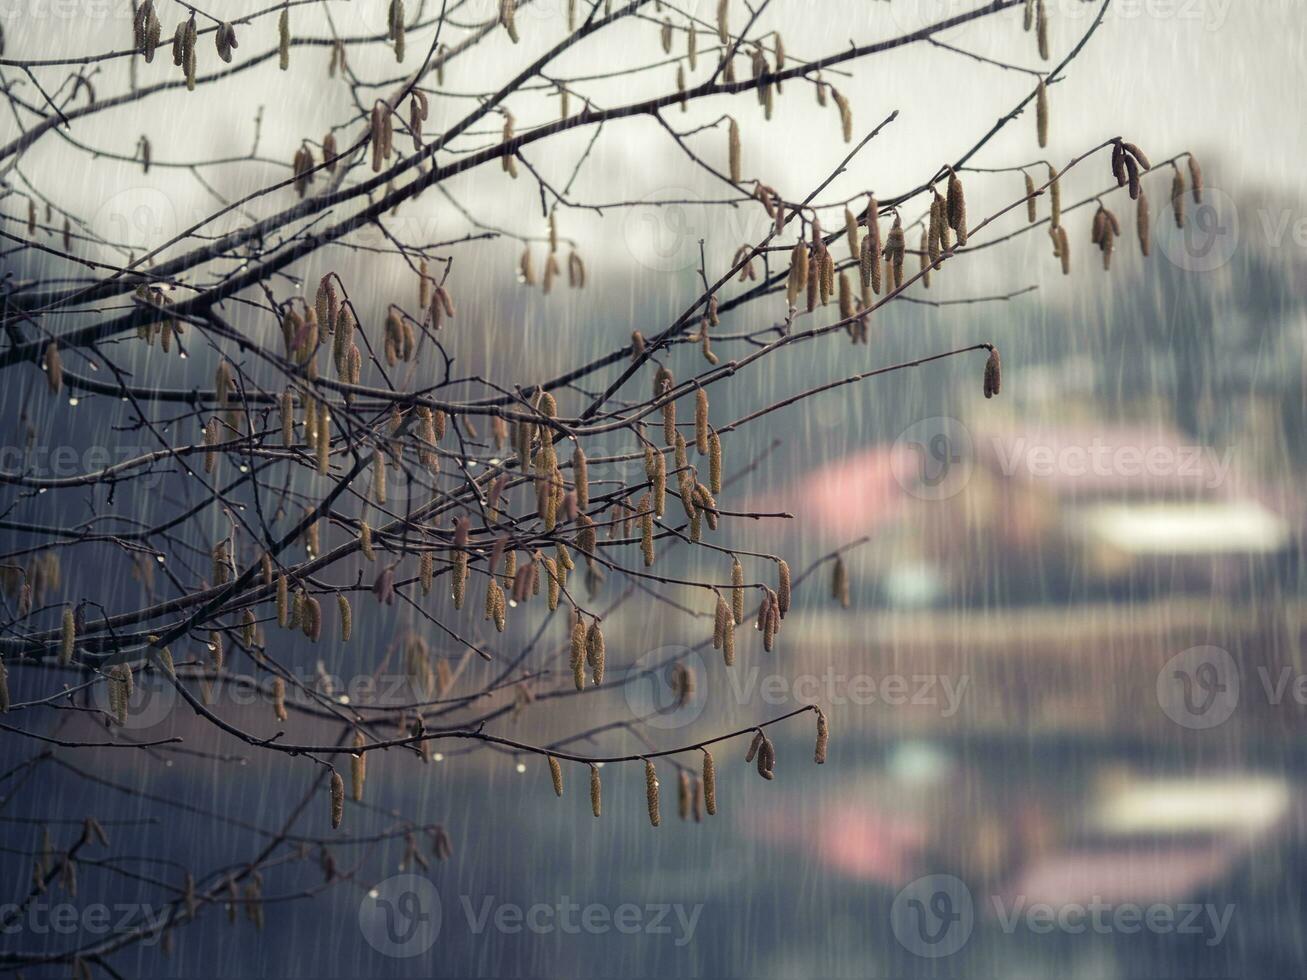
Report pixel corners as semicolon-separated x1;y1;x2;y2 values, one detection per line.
570;615;587;691
695;388;710;454
639;493;655;566
844;207;860;257
1048;164;1061;228
272;678;287;722
329;771;344;828
701;748;717;814
43;342;62;394
645;760;660;827
1035;78;1049;148
573;444;589;512
181;15;196;90
946;169;968;246
548;755;563;797
585;619;605;685
983;347;1002;399
350;731;366;801
1187;155;1203;203
108;664;133;724
1035;0;1048;59
832;556;850;608
727;117;741;183
590;764;602;817
388;0;406;61
1171;166;1186;228
337;594;352;641
1024;172;1037;223
731;557;745;623
276;573;289;627
60;607;75;665
830;87;853;143
709;431;722;493
814;708;829;763
886;216;905;289
499;0;518;42
278;6;290;70
1137;191;1151;257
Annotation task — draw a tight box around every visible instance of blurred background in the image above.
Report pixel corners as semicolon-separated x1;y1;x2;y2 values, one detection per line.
4;0;1307;977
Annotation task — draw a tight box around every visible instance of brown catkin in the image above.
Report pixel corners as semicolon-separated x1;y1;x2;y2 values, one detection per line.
276;574;289;626
305;598;324;645
1188;155;1203;203
1172;166;1187;228
350;731;366;801
573;444;589;512
590;764;602;817
209;629;226;671
695;388;710;454
1025;172;1037;223
777;560;791;617
727;117;741;183
832;557;850;608
272;677;287;721
709;431;722;493
814;708;829;763
1048;163;1061;228
337;594;352;641
585;620;605;685
278;6;290;70
548;755;563;798
702;749;717;814
570;617;587;691
329;771;344;828
731;558;745;623
419;551;433;595
645;760;660;827
1035;78;1049;148
60;607;75;665
640;494;655;567
946;170;967;246
653;451;667;516
984;346;1002;399
1137;191;1151;257
1036;0;1048;59
499;0;518;42
43;343;62;394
